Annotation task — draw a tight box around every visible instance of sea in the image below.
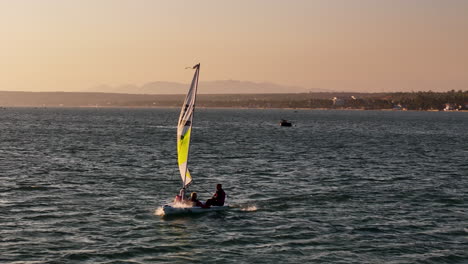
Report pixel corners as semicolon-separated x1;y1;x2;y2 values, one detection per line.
1;108;467;264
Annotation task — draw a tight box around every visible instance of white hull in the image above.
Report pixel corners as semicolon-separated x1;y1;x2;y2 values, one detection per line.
161;204;229;216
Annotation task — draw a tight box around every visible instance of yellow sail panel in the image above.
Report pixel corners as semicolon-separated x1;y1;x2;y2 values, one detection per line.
177;127;191;164
177;127;192;186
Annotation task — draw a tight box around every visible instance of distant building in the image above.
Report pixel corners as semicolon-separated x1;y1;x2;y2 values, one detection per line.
443;103;460;111
332;97;345;106
392;103;407;111
332;96;358;107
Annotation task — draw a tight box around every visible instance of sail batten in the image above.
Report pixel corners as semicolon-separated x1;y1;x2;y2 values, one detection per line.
177;64;200;188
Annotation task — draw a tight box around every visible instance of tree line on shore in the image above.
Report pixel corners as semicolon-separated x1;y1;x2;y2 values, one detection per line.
0;90;467;110
157;90;468;110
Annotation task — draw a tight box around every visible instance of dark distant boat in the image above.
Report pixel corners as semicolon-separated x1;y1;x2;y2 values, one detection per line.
158;64;229;216
279;119;292;127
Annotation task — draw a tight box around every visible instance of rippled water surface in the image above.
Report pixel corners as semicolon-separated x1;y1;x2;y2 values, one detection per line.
1;108;467;264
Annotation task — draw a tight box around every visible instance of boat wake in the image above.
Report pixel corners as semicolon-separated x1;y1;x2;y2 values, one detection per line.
227;203;258;212
240;205;258;212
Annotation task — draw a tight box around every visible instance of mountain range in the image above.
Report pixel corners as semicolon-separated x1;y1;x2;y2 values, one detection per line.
86;80;333;94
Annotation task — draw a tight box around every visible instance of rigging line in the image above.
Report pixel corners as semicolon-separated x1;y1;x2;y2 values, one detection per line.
195;181;212;197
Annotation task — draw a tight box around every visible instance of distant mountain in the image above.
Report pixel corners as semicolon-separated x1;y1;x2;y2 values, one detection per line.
85;80;333;94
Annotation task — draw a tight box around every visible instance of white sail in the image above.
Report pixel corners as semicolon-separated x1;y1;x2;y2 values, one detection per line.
177;64;200;188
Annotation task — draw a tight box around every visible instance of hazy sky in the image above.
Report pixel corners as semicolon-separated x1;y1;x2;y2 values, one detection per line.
1;0;467;92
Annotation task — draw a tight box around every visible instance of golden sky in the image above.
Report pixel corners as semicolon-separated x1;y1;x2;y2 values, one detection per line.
1;0;467;92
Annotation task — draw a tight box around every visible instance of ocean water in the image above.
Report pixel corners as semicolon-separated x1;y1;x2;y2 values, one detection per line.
1;108;467;264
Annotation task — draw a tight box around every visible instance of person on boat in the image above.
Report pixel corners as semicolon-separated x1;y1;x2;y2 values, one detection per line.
205;184;226;206
188;192;207;207
174;195;182;204
174;188;187;204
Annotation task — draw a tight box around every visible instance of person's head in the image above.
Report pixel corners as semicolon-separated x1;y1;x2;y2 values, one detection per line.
216;184;222;190
190;192;198;200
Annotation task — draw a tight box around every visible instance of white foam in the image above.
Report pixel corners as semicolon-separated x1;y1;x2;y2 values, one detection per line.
154;207;165;216
171;202;195;208
241;205;257;212
154;202;196;216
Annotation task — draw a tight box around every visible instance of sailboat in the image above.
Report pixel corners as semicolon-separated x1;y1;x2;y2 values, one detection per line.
160;63;229;216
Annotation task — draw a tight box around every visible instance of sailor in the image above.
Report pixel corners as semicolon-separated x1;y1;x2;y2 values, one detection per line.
174;188;186;204
188;192;205;207
205;184;226;206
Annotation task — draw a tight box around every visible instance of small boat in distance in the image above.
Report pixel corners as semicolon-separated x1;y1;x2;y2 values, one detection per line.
279;119;292;127
158;63;229;216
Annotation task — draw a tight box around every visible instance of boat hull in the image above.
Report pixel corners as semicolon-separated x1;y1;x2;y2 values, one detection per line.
161;204;229;216
279;119;292;126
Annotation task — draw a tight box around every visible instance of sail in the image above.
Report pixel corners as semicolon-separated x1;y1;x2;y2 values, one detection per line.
177;63;200;188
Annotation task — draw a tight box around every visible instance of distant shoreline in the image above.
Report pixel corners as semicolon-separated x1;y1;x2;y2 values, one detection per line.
1;90;467;111
2;105;467;113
